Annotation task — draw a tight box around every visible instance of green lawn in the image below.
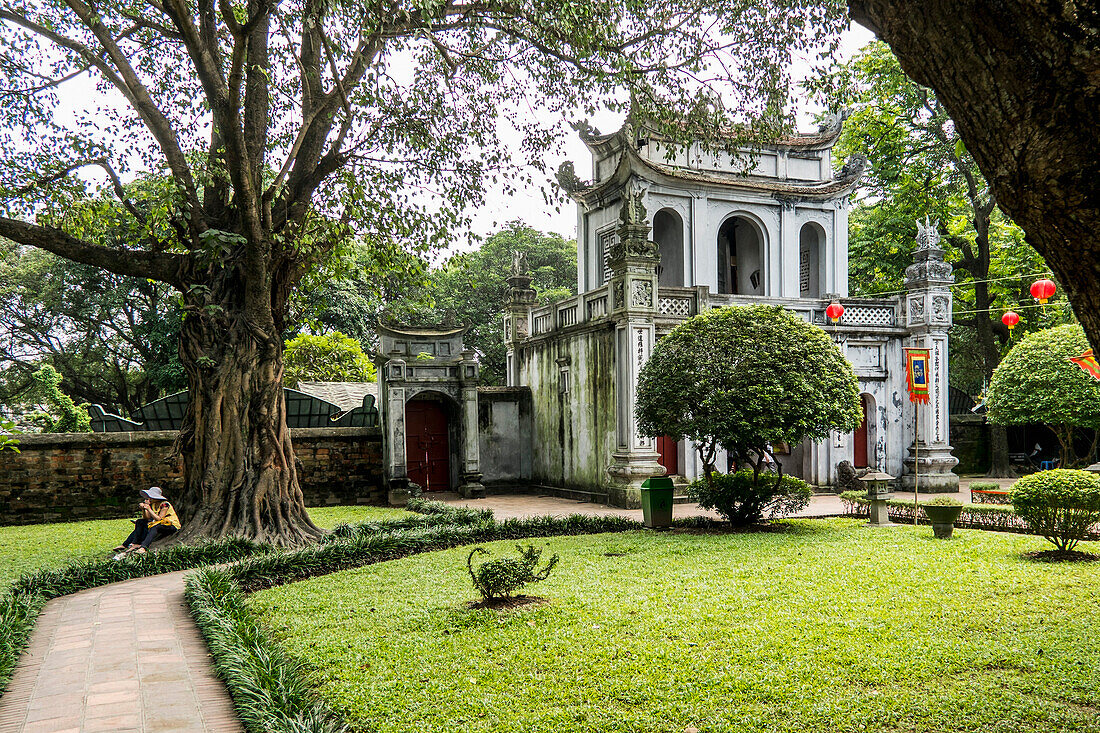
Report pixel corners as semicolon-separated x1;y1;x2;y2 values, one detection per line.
250;519;1100;733
0;504;411;587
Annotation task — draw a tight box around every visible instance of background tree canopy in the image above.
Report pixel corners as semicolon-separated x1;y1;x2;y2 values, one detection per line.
636;305;862;482
818;40;1074;475
986;324;1100;468
394;222;576;385
283;332;375;387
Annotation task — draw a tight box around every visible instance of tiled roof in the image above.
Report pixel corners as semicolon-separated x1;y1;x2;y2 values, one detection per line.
296;381;378;412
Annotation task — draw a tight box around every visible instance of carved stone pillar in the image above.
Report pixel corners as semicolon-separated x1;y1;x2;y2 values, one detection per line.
901;218;959;492
504;265;536;387
606;182;664;507
457;349;485;499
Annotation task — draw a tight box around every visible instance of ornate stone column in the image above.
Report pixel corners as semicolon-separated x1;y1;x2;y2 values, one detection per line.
381;357;409;506
457;349;485;499
504;254;536;387
901;217;959;492
606;181;664;507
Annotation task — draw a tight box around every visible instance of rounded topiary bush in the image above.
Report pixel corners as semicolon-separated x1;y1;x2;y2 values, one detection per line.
688;470;812;526
1011;469;1100;552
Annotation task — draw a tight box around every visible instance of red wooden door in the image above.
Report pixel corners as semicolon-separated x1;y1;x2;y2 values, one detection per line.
405;400;450;491
657;436;679;476
853;397;869;468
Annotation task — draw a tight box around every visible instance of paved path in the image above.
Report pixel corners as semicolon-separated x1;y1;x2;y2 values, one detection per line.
0;571;240;733
437;477;997;521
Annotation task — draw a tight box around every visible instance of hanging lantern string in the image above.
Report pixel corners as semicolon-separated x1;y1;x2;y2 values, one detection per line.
850;271;1057;300
952;300;1072;317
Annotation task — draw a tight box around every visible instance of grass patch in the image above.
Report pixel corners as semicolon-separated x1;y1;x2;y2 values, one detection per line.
251;519;1100;733
0;505;411;587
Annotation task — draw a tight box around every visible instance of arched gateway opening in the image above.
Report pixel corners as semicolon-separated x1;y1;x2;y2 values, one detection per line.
717;216;764;295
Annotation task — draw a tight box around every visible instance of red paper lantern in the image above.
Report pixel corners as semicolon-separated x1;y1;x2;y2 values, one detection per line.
825;301;845;324
1030;278;1056;304
1001;310;1020;331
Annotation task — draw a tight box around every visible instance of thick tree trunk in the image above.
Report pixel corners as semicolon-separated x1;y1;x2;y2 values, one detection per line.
849;1;1100;352
171;280;322;547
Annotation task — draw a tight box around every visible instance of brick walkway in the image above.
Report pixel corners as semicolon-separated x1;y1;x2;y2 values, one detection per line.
0;571;240;733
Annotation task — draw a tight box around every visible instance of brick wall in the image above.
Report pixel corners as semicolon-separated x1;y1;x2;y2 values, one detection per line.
0;427;384;526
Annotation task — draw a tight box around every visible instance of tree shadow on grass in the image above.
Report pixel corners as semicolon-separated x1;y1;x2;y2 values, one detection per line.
1023;549;1100;563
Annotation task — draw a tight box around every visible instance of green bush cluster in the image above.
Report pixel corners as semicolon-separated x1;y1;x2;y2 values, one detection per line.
840;491;1039;534
1011;469;1100;552
466;544;559;601
969;481;1002;492
689;470;813;526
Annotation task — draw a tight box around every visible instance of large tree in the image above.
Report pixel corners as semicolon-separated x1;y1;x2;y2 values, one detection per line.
820;41;1070;476
0;0;844;544
847;2;1100;356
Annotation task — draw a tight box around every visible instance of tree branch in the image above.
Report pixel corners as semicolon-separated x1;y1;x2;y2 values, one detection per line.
0;217;191;286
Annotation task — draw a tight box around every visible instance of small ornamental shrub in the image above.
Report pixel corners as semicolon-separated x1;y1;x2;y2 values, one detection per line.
467;544;559;602
688;470;813;526
969;482;1001;492
1011;469;1100;552
925;496;963;507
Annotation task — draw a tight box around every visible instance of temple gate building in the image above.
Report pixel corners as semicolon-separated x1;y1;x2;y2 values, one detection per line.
496;116;959;507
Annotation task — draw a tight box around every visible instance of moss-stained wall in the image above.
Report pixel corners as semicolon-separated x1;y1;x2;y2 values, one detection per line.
520;324;618;490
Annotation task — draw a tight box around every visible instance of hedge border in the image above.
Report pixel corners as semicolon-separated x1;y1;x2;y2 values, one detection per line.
838;491;1100;539
185;511;729;733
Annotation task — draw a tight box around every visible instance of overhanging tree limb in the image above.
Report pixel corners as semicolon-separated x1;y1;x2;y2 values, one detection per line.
0;217;190;286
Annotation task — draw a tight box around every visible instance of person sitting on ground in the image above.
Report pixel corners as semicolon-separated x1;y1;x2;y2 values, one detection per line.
112;487;181;554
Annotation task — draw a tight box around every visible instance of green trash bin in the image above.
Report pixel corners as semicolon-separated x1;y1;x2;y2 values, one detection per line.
640;476;675;529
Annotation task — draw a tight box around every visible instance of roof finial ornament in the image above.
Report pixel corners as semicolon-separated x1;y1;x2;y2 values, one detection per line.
511;250;529;278
619;180;647;227
916;215;941;250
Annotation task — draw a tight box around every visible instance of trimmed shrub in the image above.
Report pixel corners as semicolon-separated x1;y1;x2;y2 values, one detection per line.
467;544;558;601
1011;469;1100;552
969;482;1001;492
689;470;813;526
925;496;963;507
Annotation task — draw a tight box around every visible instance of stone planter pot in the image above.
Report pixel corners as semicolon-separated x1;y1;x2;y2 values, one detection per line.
923;504;964;539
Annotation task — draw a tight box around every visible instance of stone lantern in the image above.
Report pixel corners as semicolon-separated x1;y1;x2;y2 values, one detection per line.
862;470;895;526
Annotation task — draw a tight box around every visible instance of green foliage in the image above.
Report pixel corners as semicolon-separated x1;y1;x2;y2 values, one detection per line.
969;482;1002;492
986;325;1100;465
0;418;19;453
813;41;1069;397
0;194;184;414
466;544;559;601
381;223;578;384
251;522;1100;733
636;305;862;478
688;470;813;526
924;496;963;507
185;568;347;733
0;592;45;693
406;498;495;523
27;365;91;433
282;332;375;387
1011;469;1100;552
